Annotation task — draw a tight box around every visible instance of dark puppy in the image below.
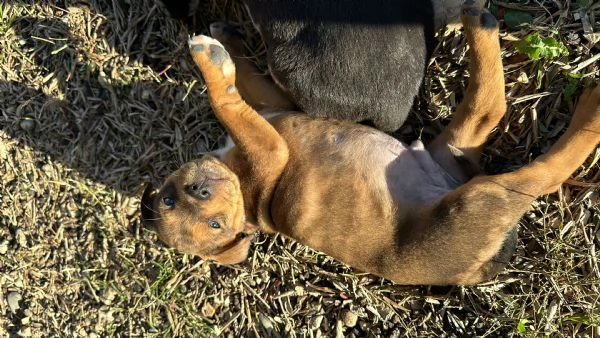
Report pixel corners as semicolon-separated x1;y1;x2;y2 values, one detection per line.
157;0;481;132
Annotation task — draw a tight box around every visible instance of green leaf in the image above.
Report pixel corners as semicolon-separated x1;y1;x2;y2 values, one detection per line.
517;319;528;334
504;10;534;30
514;33;569;60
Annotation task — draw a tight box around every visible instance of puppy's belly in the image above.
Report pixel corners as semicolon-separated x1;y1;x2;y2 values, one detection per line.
269;115;456;262
384;138;458;206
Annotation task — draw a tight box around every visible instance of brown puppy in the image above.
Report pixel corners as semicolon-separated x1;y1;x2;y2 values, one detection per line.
142;4;600;285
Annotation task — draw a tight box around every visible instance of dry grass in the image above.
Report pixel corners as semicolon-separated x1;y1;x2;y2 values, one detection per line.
0;0;599;337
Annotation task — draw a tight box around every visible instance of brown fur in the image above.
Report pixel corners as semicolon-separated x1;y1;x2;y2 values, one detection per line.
142;4;600;285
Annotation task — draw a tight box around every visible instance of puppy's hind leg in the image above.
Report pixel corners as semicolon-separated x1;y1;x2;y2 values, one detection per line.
418;84;600;285
208;22;296;112
427;3;506;182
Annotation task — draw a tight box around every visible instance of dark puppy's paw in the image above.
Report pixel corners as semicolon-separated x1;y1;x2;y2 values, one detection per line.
209;22;247;58
209;22;243;42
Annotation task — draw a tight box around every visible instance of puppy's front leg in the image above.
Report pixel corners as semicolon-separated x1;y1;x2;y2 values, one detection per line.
189;35;289;226
189;35;288;172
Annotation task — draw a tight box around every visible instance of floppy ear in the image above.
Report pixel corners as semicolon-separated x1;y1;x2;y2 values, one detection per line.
207;221;259;265
140;183;159;231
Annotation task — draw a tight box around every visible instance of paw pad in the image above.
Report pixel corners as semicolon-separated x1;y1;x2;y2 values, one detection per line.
189;35;232;66
226;85;236;94
191;44;205;52
209;44;229;65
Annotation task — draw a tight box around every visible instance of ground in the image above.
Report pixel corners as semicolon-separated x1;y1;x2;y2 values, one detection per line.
0;0;599;337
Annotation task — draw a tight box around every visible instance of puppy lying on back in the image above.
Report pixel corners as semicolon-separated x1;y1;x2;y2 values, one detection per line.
157;0;483;132
142;3;600;285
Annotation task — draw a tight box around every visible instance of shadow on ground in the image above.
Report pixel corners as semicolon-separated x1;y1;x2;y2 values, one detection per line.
0;0;255;196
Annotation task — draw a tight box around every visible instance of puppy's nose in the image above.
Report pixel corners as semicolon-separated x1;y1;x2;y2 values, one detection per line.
186;180;212;199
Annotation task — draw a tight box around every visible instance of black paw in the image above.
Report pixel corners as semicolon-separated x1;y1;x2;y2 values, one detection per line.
209;21;243;42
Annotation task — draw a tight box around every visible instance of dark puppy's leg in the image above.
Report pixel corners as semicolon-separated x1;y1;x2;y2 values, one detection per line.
209;22;296;112
427;3;505;182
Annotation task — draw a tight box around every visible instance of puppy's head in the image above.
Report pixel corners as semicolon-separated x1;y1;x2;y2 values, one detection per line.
141;155;255;264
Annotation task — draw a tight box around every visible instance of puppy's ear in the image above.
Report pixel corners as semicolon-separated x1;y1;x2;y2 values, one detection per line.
209;221;259;265
140;183;159;231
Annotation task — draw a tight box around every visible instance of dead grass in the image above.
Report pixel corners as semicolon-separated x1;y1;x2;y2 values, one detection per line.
0;0;599;337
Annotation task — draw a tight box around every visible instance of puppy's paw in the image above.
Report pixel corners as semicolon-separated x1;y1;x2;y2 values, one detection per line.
461;1;497;31
209;22;242;43
189;34;236;86
459;1;500;60
209;22;247;57
189;35;228;65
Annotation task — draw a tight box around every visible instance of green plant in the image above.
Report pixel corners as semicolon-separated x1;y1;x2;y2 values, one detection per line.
514;33;568;60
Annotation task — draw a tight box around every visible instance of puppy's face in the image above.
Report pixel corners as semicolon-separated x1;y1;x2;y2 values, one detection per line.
141;156;254;264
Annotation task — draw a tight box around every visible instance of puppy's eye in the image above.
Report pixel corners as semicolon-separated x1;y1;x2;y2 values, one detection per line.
163;196;175;207
208;219;221;229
